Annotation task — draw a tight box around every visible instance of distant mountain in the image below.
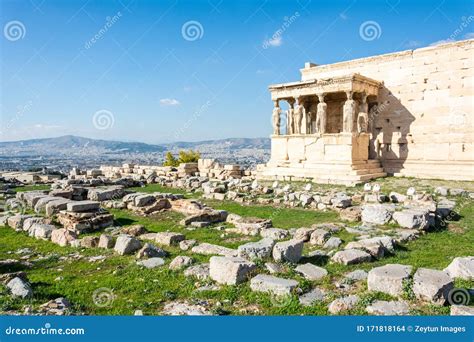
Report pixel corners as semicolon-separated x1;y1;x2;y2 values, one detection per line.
0;135;166;156
0;135;271;171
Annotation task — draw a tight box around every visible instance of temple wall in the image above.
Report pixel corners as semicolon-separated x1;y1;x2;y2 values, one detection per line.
300;39;474;180
270;134;369;164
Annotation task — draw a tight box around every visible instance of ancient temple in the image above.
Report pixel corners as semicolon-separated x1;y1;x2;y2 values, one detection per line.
258;39;474;185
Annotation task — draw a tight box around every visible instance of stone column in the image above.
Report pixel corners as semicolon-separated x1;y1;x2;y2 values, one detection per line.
272;100;281;135
316;93;327;134
343;90;356;133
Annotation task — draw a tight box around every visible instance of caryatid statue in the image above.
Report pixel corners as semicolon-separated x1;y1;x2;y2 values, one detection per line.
272;101;281;135
343;91;357;133
357;93;369;134
286;105;294;135
315;93;327;134
294;98;304;134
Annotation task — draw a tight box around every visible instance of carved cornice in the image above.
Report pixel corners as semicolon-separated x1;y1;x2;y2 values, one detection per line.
269;73;381;100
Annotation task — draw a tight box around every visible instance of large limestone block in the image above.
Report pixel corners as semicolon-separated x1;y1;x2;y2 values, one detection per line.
328;295;360;314
412;268;454;304
31;223;56;240
7;277;33;298
51;228;77;247
114;235;142;255
444;256;474;281
155;232;185;246
272;239;304;263
309;229;330;245
367;264;412;296
7;215;33;231
237;238;275;260
260;228;290;240
250;274;298;296
366;300;410;315
45;198;71;216
331;249;372;265
67;200;100;213
392;209;430;229
450;305;474;316
87;186;124;201
295;263;328;280
22;217;46;232
361;204;395;225
137;257;165;269
191;243;237;257
209;256;256;285
34;196;60;213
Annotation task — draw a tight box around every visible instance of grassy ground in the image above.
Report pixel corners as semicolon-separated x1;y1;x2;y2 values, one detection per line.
1;181;473;315
12;184;51;192
129;184;200;198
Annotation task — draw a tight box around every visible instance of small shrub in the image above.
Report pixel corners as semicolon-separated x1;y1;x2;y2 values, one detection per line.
402;279;415;300
163;150;201;167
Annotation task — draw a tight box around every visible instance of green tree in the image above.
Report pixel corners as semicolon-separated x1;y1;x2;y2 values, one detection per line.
163;151;179;167
163;149;201;167
178;149;201;163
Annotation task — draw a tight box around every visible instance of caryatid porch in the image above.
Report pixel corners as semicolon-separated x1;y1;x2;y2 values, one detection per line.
258;73;387;185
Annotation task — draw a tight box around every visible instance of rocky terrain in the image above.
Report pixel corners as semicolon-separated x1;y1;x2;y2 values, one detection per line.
0;163;473;316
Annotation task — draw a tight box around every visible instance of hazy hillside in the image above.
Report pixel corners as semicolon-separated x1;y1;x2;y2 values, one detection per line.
0;135;166;156
0;136;271;171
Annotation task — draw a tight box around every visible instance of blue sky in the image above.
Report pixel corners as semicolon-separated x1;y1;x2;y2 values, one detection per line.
1;0;473;143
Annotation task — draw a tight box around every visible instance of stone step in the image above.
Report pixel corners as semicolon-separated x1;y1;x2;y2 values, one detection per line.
351;161;383;171
350;167;384;175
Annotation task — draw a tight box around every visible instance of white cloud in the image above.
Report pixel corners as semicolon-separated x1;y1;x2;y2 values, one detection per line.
159;98;180;106
405;40;422;48
266;36;282;47
464;32;474;39
33;124;62;130
429;39;455;46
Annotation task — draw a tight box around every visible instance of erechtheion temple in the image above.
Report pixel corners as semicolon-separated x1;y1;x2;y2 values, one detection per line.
257;39;473;185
